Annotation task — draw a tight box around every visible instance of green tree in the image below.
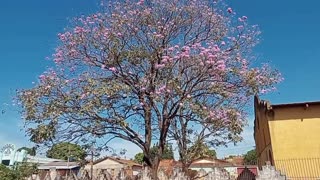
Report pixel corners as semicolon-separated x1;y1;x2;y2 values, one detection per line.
207;149;217;159
0;164;17;180
244;149;257;165
0;163;37;180
134;144;174;164
134;152;144;164
17;147;36;156
46;142;86;161
14;162;38;180
189;141;216;159
150;144;174;160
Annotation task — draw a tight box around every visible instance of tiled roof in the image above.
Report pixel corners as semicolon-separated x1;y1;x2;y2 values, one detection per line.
38;161;80;170
91;156;142;167
224;156;245;166
190;159;233;168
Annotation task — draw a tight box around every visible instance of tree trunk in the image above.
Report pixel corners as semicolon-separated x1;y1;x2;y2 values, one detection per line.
151;157;160;180
143;153;160;179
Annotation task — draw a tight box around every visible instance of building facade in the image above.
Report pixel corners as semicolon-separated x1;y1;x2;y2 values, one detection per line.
254;96;320;178
0;144;26;166
38;161;80;179
83;156;142;178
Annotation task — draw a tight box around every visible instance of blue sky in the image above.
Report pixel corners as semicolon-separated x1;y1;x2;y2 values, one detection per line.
0;0;320;158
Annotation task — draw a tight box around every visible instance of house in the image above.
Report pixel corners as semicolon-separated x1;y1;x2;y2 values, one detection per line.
187;158;258;179
38;161;80;179
83;156;142;178
187;158;233;172
254;96;320;178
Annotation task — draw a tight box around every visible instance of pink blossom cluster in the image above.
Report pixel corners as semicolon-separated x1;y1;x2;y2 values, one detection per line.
38;70;57;83
155;85;169;95
206;108;242;124
53;49;64;64
45;0;281;111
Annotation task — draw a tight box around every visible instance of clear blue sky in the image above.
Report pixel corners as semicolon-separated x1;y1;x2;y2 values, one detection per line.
0;0;319;158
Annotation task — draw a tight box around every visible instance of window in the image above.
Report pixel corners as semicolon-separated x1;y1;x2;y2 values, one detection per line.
2;160;10;166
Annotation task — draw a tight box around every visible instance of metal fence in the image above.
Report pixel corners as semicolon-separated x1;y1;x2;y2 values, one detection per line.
275;158;320;179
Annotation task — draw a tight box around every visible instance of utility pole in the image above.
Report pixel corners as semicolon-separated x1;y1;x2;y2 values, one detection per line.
66;143;70;179
90;146;95;180
91;150;93;180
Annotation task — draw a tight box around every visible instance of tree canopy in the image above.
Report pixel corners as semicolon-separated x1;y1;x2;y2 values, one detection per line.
243;149;257;165
0;164;17;180
134;144;174;164
0;163;37;180
46;142;86;161
189;141;216;160
18;0;281;177
17;147;36;156
151;144;174;160
134;152;144;164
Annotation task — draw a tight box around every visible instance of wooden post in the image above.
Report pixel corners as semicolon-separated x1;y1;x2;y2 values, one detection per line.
90;150;94;180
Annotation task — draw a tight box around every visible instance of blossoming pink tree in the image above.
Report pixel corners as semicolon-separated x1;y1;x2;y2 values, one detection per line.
18;0;281;178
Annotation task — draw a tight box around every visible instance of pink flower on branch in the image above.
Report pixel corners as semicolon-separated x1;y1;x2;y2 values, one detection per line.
74;26;85;34
108;67;117;72
39;75;46;81
155;64;165;69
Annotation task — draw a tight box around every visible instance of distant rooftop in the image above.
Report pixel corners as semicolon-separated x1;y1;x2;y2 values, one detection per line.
91;156;142;167
38;161;79;170
26;155;64;164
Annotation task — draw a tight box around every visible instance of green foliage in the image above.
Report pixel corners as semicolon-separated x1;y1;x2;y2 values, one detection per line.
17;147;36;156
188;141;217;160
150;144;174;160
226;155;236;158
14;162;38;179
207;149;217;159
243;149;257;165
46;142;86;161
0;163;37;180
134;152;144;164
0;164;17;180
134;144;174;164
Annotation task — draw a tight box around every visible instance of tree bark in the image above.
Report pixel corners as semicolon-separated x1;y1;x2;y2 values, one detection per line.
151;157;160;180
